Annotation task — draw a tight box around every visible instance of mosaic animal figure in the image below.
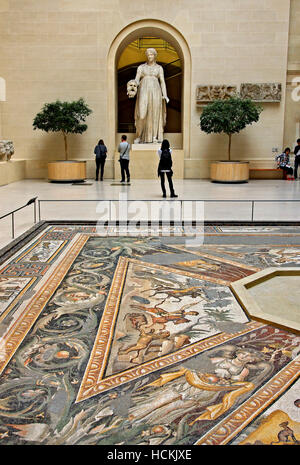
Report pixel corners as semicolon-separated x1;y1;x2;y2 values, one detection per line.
131;304;199;326
271;422;299;445
118;313;170;362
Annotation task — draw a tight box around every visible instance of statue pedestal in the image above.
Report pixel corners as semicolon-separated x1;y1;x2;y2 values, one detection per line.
114;145;184;180
131;143;161;151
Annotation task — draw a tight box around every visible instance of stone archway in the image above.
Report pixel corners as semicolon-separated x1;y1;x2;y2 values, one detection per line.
107;20;191;162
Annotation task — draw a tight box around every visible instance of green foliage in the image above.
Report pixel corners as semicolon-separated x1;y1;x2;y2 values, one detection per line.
200;96;263;160
200;97;262;136
33;98;92;134
33;98;92;159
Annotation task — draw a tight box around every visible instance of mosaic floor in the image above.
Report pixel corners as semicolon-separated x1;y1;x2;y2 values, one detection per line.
0;223;299;446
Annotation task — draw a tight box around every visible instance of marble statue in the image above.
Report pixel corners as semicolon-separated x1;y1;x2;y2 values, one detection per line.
0;140;14;161
127;48;169;144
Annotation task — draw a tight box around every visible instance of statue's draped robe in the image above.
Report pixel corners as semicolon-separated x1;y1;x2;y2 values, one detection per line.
134;64;167;143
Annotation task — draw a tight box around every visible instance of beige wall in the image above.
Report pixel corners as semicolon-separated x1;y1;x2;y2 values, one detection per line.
0;77;6;139
0;0;291;178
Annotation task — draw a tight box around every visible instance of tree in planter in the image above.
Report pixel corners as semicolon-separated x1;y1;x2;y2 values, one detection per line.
200;97;263;161
33;98;92;160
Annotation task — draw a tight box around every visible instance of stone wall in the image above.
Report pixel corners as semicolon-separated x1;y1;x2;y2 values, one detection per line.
0;77;5;139
0;0;291;178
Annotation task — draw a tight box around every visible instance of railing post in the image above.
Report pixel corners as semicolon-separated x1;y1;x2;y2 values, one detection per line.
38;200;41;221
251;201;254;222
34;199;37;224
11;212;15;239
181;200;183;225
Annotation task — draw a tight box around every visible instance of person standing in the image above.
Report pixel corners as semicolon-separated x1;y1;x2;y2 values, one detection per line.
294;138;300;179
94;139;107;181
118;135;130;183
157;139;178;198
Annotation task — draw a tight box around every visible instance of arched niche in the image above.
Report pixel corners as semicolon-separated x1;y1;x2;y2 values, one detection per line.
117;38;182;134
107;20;191;157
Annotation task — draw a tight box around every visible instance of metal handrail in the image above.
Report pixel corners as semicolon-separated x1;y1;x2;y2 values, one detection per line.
0;197;37;238
1;197;299;240
37;198;300;224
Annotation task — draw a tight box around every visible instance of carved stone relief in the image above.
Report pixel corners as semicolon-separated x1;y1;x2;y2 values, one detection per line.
196;85;237;105
0;140;14;161
196;83;282;105
240;83;282;102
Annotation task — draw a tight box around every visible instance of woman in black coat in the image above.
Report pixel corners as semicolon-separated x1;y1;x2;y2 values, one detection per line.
157;139;178;198
94;139;107;181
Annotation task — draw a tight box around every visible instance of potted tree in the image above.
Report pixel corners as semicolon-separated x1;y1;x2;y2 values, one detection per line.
200;96;263;183
33;98;92;182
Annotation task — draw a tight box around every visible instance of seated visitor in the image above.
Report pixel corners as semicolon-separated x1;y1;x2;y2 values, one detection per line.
276;148;294;179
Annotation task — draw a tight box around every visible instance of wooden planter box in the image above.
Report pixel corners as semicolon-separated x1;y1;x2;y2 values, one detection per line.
210;161;249;183
48;161;86;182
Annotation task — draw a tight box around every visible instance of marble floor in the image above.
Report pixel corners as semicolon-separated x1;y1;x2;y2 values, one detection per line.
1;178;300;249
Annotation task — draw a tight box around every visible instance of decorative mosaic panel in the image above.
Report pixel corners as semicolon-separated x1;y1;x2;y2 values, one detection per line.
0;223;298;446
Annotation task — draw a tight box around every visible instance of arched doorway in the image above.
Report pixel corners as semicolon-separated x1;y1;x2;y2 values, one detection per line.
107;20;191;159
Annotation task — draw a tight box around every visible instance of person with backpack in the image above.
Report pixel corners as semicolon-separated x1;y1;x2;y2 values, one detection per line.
118;135;130;183
94;139;107;181
157;139;178;198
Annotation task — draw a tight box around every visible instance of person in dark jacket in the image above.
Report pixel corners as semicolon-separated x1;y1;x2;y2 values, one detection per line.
94;139;107;181
157;139;178;198
294;138;300;179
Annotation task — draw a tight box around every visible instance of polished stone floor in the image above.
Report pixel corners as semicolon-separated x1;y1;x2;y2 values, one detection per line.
1;178;300;249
